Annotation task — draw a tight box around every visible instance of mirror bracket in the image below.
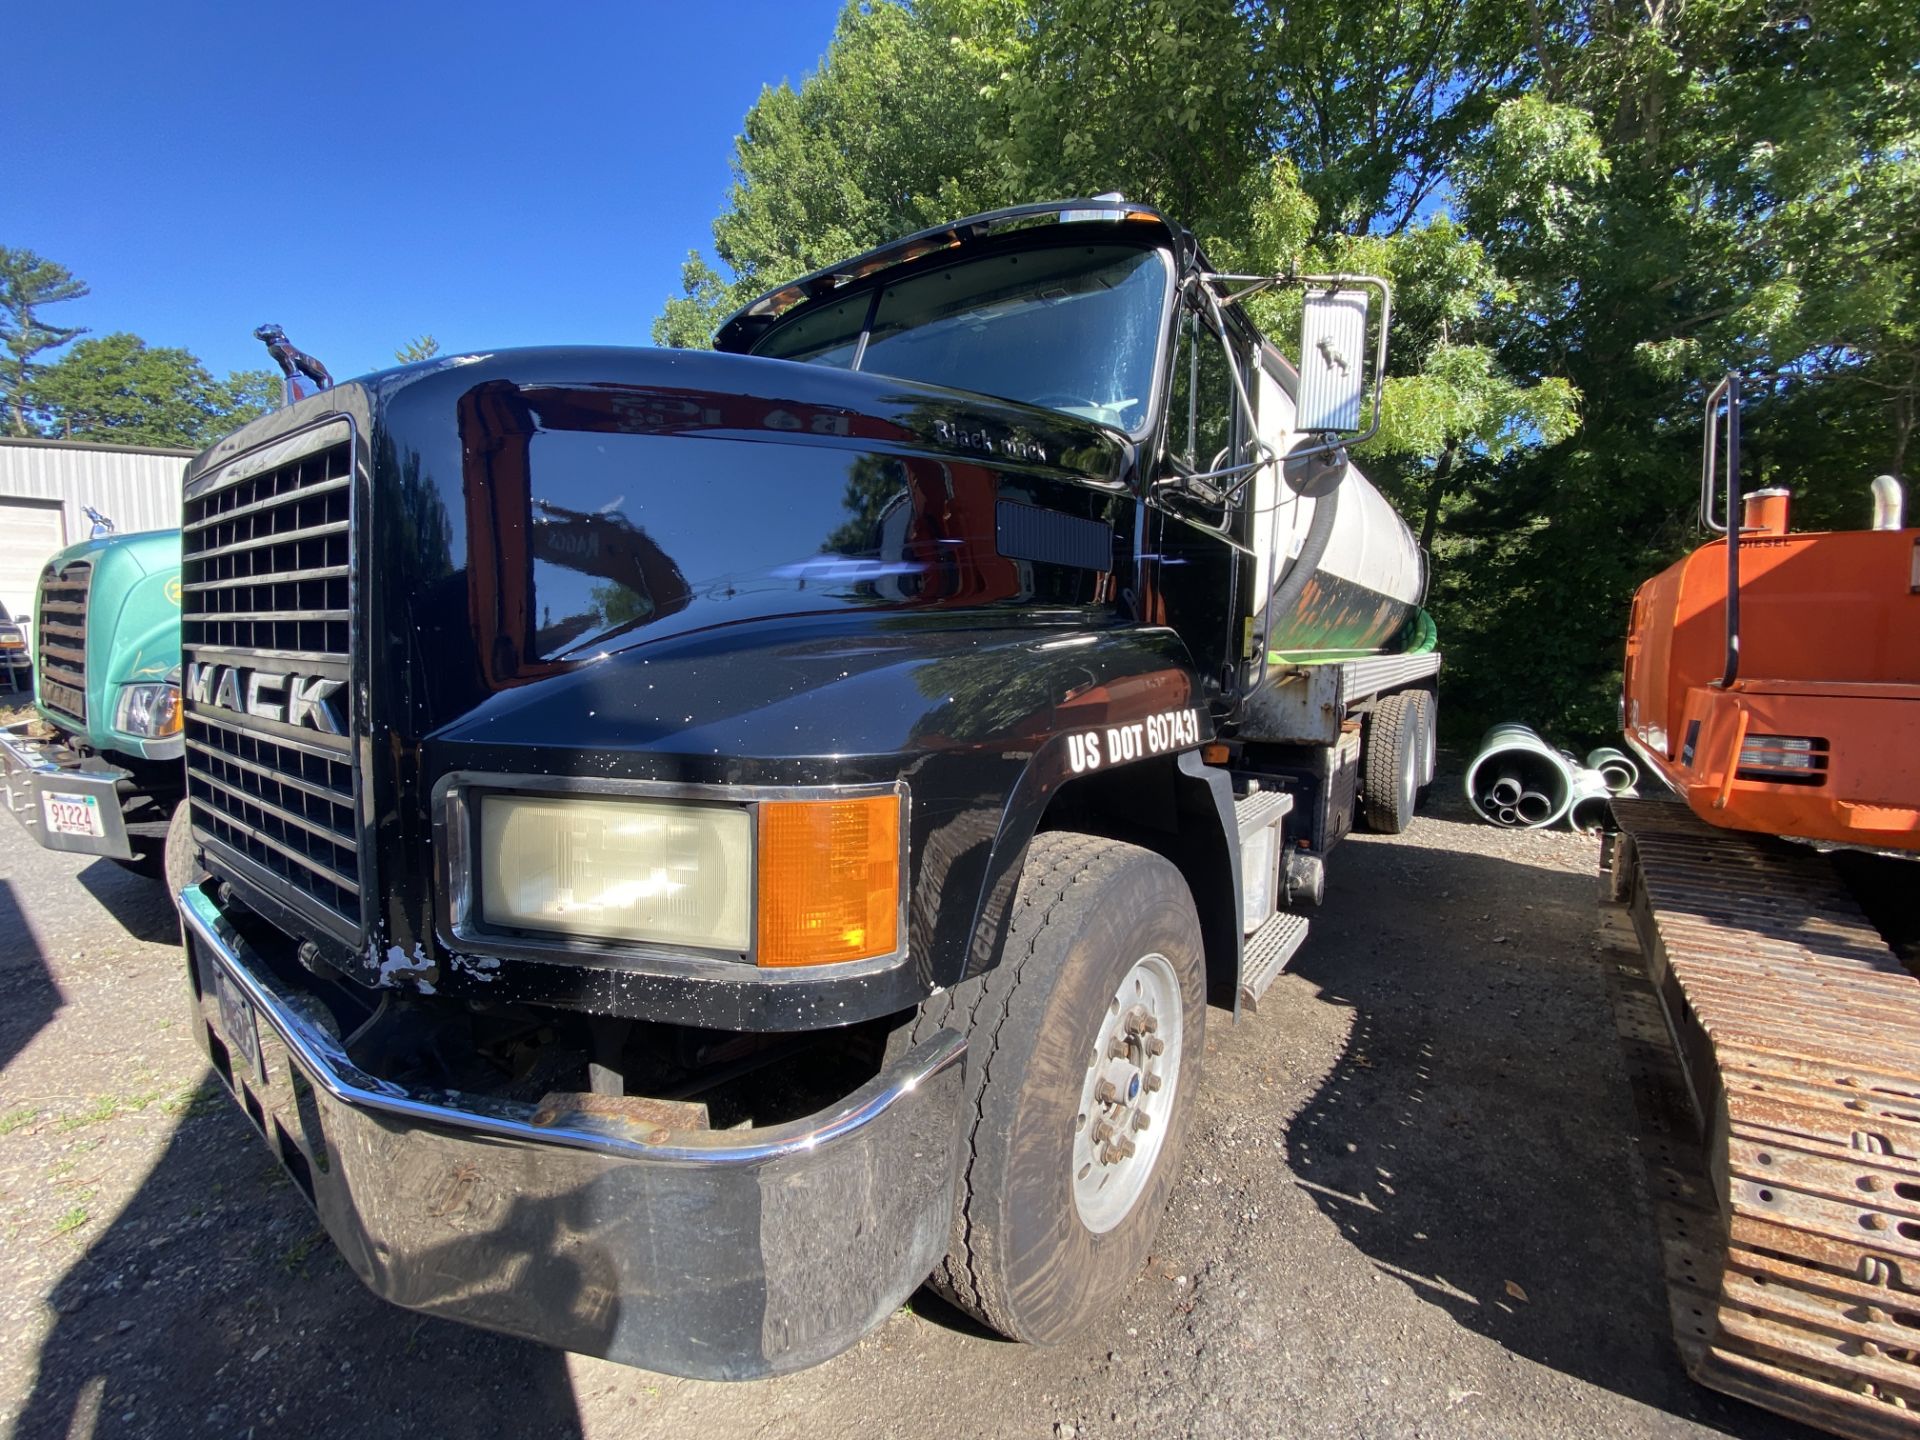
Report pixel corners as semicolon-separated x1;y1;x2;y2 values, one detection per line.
1201;271;1392;457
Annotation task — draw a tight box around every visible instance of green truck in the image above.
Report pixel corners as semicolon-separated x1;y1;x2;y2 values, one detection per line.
0;527;190;883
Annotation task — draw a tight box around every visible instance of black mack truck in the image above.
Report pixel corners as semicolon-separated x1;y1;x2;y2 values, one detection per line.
174;199;1438;1378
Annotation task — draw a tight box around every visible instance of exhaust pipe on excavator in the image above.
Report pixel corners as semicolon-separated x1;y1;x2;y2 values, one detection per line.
1871;474;1906;531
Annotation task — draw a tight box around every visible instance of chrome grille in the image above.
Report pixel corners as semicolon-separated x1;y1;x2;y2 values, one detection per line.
181;425;359;940
35;560;92;723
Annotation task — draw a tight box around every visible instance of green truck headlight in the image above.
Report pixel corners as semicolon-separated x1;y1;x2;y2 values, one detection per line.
478;794;753;952
114;681;182;738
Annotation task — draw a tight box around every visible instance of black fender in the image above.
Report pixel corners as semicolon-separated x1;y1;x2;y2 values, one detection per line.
942;684;1242;1013
420;610;1224;1030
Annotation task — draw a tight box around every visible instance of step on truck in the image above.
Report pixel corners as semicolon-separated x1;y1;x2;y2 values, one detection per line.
174;199;1439;1378
0;524;191;884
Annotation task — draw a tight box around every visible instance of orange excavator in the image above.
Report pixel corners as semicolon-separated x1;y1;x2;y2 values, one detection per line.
1609;372;1920;1437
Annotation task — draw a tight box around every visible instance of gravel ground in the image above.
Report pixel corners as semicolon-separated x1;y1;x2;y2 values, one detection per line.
0;768;1820;1440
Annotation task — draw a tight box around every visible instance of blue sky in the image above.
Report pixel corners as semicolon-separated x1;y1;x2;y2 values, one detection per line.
4;2;846;383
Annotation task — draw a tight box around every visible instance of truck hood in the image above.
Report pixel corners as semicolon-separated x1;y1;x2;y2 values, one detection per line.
41;526;181;587
353;346;1139;743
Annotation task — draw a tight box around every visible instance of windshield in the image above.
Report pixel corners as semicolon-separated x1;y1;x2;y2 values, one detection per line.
443;384;1118;689
751;243;1170;435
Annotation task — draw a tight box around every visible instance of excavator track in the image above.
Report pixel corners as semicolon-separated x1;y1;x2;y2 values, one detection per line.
1608;797;1920;1438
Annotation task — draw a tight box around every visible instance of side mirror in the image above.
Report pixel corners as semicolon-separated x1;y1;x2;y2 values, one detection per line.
1181;269;1391;512
1297;290;1371;433
1282;445;1349;498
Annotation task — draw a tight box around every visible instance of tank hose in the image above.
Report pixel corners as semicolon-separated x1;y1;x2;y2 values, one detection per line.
1398;607;1438;655
1263;483;1341;648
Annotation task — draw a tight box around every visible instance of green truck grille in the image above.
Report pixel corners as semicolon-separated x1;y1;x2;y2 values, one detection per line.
35;559;92;724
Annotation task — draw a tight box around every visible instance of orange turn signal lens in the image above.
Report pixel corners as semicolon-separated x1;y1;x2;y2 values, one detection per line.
756;794;901;967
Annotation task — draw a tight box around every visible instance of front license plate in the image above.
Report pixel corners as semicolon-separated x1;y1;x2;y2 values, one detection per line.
213;965;266;1086
42;791;105;838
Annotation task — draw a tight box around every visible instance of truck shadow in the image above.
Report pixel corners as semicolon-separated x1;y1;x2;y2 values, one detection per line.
0;878;61;1072
73;858;182;947
1280;804;1815;1438
14;1080;588;1440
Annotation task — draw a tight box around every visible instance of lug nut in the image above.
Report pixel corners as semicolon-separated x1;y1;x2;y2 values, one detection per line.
1145;1036;1166;1057
1092;1118;1115;1144
1144;1072;1164;1093
1113;1135;1137;1159
1141;1013;1159;1033
1095;1079;1119;1105
1132;1111;1152;1132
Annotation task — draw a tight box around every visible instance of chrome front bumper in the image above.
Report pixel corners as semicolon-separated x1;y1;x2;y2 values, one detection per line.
177;884;968;1379
0;721;135;860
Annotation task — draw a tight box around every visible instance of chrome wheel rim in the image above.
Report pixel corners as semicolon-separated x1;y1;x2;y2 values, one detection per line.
1071;952;1182;1234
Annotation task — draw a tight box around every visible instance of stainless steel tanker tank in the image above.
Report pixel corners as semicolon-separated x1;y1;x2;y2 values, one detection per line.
1234;359;1428;744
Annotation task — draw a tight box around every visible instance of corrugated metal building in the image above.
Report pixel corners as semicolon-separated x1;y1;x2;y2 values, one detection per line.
0;437;192;622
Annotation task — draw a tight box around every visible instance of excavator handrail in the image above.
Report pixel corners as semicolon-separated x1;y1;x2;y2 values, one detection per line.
1701;372;1747;688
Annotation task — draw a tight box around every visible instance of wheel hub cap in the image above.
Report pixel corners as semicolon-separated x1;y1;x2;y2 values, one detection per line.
1072;952;1182;1233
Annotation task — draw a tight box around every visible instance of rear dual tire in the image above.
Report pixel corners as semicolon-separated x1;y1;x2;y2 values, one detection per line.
1409;690;1437;803
1361;689;1438;832
1362;692;1420;833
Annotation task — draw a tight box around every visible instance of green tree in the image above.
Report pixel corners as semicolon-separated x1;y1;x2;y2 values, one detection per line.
1253;0;1534;236
655;0;1020;346
395;334;441;364
654;253;742;351
659;0;1546;340
1434;0;1920;735
29;333;276;448
989;0;1273;239
660;0;1917;741
0;248;90;436
217;369;282;432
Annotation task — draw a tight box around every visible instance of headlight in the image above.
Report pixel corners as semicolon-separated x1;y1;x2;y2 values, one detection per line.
114;682;182;738
480;794;754;951
470;788;904;967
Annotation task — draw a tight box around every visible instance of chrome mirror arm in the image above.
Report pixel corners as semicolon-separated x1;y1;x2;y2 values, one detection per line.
1200;271;1393;459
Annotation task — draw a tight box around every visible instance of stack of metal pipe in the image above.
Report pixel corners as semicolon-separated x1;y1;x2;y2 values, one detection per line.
1465;726;1641;831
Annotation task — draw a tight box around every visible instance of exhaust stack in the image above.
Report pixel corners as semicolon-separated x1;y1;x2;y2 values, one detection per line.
1871;474;1905;531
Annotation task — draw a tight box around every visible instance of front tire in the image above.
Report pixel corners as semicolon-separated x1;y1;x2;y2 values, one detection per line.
110;792;179;881
162;800;203;899
906;833;1205;1344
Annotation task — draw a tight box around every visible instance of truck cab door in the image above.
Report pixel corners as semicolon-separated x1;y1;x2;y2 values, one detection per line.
1149;304;1253;703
